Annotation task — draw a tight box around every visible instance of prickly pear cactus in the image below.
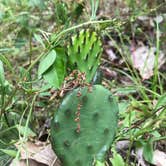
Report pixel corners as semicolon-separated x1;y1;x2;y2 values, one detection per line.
67;29;102;82
51;85;118;166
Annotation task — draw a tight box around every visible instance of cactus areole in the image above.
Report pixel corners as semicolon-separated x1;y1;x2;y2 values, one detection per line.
50;85;119;166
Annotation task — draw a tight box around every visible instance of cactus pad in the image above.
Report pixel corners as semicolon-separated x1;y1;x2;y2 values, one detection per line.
51;85;118;166
67;29;102;82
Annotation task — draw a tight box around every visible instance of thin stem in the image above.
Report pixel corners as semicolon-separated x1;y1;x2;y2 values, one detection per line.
106;31;151;104
27;19;125;72
27;51;48;72
152;20;160;97
90;0;99;20
51;19;121;44
29;31;33;66
0;88;17;117
14;94;38;164
29;30;33;89
0;125;17;135
125;109;133;165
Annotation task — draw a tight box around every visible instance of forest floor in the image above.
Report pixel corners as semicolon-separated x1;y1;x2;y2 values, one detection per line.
0;0;166;166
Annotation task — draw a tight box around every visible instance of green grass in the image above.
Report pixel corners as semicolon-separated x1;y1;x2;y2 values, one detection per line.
0;0;166;165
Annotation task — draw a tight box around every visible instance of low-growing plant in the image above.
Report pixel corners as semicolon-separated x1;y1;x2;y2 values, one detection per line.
0;0;166;166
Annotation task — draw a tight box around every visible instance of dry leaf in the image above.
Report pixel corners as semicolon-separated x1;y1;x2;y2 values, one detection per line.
106;48;117;61
10;159;46;166
153;150;166;166
134;148;147;166
116;140;130;151
131;46;165;80
10;142;61;166
32;144;58;165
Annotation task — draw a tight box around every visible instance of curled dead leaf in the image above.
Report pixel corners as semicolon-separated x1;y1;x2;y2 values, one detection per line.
131;46;165;80
10;142;61;166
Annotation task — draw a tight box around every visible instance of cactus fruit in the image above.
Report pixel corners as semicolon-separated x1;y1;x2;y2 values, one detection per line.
51;85;119;166
67;29;102;83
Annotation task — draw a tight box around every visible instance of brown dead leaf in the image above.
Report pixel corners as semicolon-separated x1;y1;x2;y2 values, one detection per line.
153;150;166;166
15;141;44;159
10;142;61;166
10;159;46;166
116;140;130;151
131;46;165;80
32;144;58;165
106;48;117;61
135;148;147;166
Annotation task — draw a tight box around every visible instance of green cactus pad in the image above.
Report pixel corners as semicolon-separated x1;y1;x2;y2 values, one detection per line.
51;85;118;166
67;29;102;82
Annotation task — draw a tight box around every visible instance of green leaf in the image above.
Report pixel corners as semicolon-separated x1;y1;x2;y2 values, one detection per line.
0;149;17;158
38;50;56;77
43;48;66;88
143;140;154;163
16;125;36;138
123;111;136;128
40;84;52;92
0;60;5;86
115;86;137;95
154;93;166;111
110;149;125;166
95;160;105;166
34;33;45;48
118;101;130;113
43;65;59;87
0;55;13;72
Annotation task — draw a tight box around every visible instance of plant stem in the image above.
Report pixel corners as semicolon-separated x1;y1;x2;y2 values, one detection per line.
14;94;38;164
51;19;122;45
27;19;125;72
29;31;32;66
152;20;160;97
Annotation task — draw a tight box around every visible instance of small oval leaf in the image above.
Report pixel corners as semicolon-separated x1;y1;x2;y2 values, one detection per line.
38;50;56;77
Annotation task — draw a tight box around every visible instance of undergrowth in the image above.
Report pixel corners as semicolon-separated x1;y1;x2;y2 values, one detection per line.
0;0;166;165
